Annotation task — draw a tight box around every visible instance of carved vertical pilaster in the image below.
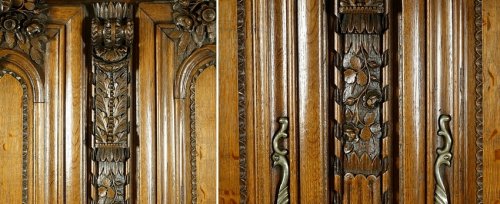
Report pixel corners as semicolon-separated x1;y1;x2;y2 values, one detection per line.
89;2;133;203
331;0;390;203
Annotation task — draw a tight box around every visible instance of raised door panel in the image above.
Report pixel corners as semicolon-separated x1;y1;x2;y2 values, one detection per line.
0;3;85;203
137;2;216;203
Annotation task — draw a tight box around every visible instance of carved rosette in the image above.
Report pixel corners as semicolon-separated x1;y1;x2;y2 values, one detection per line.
332;0;389;202
167;0;216;63
90;2;133;204
0;0;48;66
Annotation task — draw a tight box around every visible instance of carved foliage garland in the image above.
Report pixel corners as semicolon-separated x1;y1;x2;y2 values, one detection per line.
167;0;216;63
332;0;389;202
90;3;133;203
0;0;47;66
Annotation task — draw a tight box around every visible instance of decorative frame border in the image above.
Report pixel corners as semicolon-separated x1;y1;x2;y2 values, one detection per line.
236;0;248;203
474;0;483;203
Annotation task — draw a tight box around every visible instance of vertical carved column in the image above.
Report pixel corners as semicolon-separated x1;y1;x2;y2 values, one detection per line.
331;0;390;203
89;3;133;203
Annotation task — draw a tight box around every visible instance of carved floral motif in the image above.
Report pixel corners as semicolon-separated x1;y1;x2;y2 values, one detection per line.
167;0;216;61
342;43;386;159
332;0;390;202
0;0;48;66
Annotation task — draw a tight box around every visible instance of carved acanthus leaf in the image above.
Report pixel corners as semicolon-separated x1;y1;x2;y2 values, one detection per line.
90;2;133;203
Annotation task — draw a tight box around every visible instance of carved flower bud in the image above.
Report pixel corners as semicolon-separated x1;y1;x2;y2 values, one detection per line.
178;0;190;7
0;0;12;12
343;124;358;142
0;14;20;31
201;7;215;23
364;90;381;109
26;22;43;36
175;15;194;31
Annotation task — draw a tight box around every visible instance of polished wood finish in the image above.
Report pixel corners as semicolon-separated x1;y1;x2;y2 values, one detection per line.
399;0;426;202
137;2;216;203
194;66;217;203
46;6;86;203
219;0;241;202
0;0;497;203
296;0;329;203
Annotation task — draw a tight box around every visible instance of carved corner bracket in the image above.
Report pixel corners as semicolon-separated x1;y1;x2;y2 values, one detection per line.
0;0;48;66
434;114;453;204
271;118;290;204
89;2;134;203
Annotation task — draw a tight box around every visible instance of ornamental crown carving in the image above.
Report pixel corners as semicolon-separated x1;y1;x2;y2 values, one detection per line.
91;2;133;63
0;0;48;66
339;0;385;13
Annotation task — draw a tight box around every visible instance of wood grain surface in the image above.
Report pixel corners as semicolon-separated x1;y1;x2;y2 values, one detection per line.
483;0;500;202
0;74;25;203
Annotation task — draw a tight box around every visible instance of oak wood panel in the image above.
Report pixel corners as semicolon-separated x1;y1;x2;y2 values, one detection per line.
194;66;217;203
137;3;169;202
219;0;241;203
297;0;329;203
483;0;500;202
464;0;480;203
156;24;178;204
425;1;469;203
48;6;86;203
243;0;256;203
138;2;216;203
248;0;272;202
0;58;38;204
0;74;26;203
0;5;85;203
244;0;300;203
400;0;426;203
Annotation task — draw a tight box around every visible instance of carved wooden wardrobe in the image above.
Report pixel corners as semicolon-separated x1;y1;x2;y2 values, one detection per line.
0;0;498;203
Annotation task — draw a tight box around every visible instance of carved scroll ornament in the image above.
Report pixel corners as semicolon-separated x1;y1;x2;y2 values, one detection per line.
0;0;48;66
90;2;133;203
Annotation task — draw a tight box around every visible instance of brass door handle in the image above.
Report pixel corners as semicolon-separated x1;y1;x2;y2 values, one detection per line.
272;117;290;204
434;114;453;204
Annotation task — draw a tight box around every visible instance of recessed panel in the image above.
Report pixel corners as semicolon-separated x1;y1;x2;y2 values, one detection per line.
0;73;26;203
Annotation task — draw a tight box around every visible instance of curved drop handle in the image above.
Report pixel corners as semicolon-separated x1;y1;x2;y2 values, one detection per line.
434;114;453;204
272;117;290;204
